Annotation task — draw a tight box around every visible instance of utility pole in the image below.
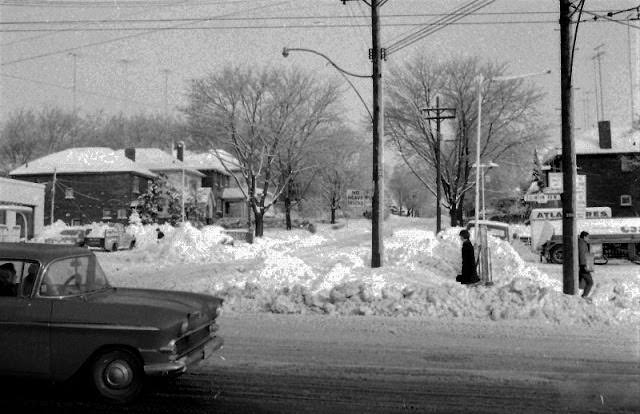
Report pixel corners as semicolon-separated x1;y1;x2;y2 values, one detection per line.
423;96;456;234
560;0;578;295
370;0;385;267
69;52;78;113
592;45;606;121
627;15;635;128
50;168;57;225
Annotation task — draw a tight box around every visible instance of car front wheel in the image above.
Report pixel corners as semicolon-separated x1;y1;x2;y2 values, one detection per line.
91;349;144;404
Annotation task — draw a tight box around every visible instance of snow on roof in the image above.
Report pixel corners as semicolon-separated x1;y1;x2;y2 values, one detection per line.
222;187;246;200
575;127;639;155
10;147;156;178
115;148;204;177
182;149;241;174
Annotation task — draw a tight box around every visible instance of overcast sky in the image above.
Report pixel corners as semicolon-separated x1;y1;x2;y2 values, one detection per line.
1;0;639;145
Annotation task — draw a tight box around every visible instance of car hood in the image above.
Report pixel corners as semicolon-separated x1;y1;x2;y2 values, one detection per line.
53;288;223;330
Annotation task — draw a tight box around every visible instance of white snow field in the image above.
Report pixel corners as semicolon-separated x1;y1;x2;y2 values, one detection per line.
44;216;640;326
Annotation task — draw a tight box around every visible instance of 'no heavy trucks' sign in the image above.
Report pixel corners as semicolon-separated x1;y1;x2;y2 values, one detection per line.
346;189;372;207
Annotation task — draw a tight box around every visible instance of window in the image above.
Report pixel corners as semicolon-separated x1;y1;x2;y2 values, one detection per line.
117;209;127;219
620;195;632;207
132;176;140;194
102;209;111;219
71;219;82;226
64;188;74;199
40;256;108;297
0;260;40;298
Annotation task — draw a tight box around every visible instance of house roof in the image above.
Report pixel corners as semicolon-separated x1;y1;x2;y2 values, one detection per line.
221;187;246;200
114;148;204;177
9;147;156;178
182;149;241;175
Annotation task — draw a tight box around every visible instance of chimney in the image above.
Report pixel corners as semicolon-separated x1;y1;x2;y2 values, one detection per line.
176;141;185;161
597;120;611;149
124;147;136;161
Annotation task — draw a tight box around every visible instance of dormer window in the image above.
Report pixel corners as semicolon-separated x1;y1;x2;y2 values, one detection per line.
620;195;632;207
65;188;74;199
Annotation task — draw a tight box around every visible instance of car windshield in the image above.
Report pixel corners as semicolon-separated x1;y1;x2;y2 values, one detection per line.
60;229;81;236
40;255;110;297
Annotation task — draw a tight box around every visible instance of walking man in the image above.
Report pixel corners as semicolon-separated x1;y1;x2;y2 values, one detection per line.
578;231;594;298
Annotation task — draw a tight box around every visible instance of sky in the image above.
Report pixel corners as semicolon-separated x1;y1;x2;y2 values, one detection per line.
1;0;639;147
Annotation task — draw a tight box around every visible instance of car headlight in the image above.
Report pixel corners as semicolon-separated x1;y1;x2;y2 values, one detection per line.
160;339;177;356
179;319;189;336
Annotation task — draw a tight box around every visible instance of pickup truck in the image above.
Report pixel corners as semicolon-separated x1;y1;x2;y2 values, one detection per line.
84;223;136;252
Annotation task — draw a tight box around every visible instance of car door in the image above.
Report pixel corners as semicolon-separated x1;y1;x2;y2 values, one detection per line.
0;260;52;378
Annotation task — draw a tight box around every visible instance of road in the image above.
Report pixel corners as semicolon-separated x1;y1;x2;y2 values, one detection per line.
2;313;638;413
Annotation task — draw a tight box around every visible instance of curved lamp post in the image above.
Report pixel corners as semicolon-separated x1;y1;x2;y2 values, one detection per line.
282;47;373;121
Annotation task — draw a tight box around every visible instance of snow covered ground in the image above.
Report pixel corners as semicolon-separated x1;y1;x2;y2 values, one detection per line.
62;215;638;327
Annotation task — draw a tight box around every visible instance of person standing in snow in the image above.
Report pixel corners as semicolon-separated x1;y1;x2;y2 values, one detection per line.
578;231;594;298
156;228;165;243
456;229;480;285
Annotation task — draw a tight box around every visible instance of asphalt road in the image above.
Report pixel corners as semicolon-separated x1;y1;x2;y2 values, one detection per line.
2;313;639;413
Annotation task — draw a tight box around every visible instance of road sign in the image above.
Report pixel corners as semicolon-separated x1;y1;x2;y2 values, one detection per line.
546;172;563;193
346;189;371;207
576;175;587;219
524;193;561;203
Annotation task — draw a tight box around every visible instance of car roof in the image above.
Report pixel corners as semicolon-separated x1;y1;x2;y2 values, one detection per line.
0;242;93;263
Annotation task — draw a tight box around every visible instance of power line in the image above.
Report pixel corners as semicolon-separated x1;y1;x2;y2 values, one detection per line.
6;19;630;34
0;0;250;7
0;10;612;25
0;0;291;66
387;0;497;55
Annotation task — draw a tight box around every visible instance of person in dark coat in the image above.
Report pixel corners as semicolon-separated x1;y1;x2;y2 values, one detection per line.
0;263;17;296
578;231;594;298
156;228;165;242
456;229;480;285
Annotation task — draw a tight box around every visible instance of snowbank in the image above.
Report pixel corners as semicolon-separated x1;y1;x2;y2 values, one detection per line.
39;219;640;326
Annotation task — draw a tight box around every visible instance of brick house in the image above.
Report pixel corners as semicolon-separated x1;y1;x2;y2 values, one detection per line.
9;147;155;225
115;148;214;222
544;129;640;217
181;149;243;218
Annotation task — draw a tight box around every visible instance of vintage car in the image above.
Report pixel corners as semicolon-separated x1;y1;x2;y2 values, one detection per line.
0;242;223;403
44;228;88;247
84;223;136;252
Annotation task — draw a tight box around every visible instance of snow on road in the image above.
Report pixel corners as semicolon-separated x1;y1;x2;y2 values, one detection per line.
68;217;639;326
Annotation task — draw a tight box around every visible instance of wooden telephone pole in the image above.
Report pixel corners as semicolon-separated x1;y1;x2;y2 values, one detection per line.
423;96;456;234
560;0;578;294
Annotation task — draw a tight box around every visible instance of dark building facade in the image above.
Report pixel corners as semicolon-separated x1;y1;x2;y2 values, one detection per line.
546;131;640;217
11;172;151;225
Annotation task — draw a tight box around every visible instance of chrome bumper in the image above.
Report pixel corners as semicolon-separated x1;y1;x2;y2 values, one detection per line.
144;336;224;376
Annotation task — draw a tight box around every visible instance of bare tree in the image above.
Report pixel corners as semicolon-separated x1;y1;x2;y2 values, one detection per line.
183;65;342;236
385;55;546;226
314;128;371;224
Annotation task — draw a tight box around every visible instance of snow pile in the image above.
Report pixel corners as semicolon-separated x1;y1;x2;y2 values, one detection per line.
40;218;640;326
31;220;69;242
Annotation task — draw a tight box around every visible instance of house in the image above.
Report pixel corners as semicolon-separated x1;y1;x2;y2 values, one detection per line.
0;177;45;240
9;147;155;225
180;149;244;219
544;128;640;217
116;147;212;222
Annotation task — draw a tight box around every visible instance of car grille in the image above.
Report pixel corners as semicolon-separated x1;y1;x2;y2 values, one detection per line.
175;324;211;356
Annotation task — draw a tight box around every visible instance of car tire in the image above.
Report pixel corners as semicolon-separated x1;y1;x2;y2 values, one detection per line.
111;243;118;252
550;246;563;264
91;349;144;404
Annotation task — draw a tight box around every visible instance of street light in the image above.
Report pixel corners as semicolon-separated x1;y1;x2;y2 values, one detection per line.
474;69;551;240
471;161;499;221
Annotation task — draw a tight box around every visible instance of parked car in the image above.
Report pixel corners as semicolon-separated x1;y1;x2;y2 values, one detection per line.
0;242;224;403
44;228;87;247
85;223;136;252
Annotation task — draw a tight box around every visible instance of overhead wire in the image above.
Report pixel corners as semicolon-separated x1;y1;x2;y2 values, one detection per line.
0;0;291;66
386;0;497;56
